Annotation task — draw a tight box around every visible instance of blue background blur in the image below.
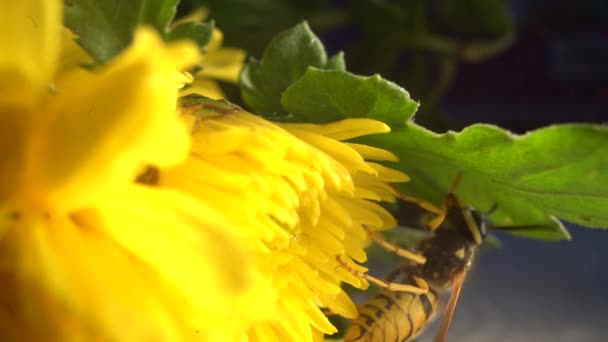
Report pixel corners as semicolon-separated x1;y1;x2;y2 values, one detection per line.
443;226;608;341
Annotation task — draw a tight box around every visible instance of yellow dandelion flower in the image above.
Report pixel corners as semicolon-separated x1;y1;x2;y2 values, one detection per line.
161;97;409;341
0;1;266;340
176;8;247;99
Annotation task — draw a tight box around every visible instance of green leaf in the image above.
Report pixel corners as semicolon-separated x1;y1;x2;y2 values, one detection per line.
359;123;608;240
327;52;346;71
65;0;179;63
281;68;419;124
240;22;342;118
166;20;214;48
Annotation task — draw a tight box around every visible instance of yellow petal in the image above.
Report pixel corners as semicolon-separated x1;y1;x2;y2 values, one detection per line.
367;162;410;182
320;290;358;319
287;127;375;174
280;119;391;141
200;47;247;83
36;29;199;211
0;0;61;107
56;28;93;78
345;142;399;161
180;78;226;99
206;29;224;52
98;186;254;315
0;114;25;203
0;215;193;341
0;180;275;340
170;7;209;28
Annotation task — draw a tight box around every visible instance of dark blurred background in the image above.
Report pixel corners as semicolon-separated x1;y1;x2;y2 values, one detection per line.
183;0;608;340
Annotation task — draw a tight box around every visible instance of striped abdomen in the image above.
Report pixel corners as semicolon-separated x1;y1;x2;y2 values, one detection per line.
344;288;439;342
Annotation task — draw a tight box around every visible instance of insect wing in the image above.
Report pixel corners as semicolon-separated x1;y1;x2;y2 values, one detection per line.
433;271;467;342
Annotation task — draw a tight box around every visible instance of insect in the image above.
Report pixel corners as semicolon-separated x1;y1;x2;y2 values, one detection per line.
338;175;487;342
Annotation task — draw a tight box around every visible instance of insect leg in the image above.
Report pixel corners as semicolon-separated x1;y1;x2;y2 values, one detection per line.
336;256;429;294
392;188;446;231
394;173;467;231
393;188;444;216
362;225;426;264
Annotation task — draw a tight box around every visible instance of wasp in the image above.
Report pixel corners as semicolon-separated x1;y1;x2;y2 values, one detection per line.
337;175;487;342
